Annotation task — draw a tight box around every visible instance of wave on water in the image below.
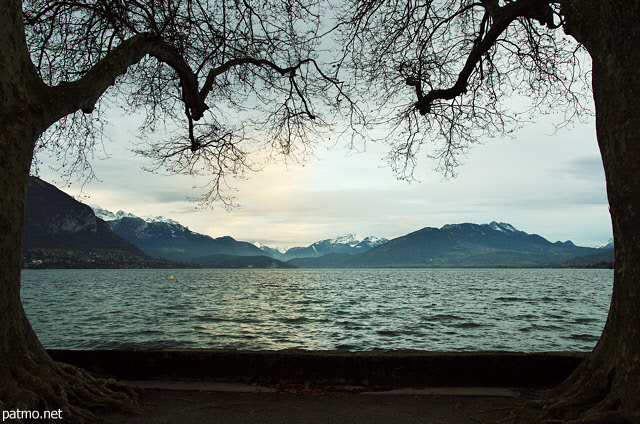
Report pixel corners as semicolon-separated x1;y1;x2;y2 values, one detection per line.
21;268;612;352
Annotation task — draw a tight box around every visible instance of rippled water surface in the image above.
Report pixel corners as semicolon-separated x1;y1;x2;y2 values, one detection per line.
21;268;612;351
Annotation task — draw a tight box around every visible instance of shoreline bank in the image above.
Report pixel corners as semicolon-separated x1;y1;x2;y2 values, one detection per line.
48;349;585;388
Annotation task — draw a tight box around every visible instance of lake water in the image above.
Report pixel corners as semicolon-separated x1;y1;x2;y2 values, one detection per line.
21;268;613;352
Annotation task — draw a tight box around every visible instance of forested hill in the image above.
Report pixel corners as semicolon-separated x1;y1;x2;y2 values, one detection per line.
288;222;610;268
22;177;163;268
21;177;281;269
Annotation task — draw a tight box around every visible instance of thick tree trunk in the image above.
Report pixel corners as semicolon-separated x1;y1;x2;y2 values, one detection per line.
0;1;141;422
0;79;50;418
541;2;640;423
0;0;57;373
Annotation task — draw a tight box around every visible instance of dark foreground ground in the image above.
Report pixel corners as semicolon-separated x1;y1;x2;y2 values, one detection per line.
101;382;542;424
49;349;580;424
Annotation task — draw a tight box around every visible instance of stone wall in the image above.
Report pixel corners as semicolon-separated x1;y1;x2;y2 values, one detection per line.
48;349;586;388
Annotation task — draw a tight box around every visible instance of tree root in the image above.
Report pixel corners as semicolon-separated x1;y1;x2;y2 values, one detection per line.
0;355;142;423
537;411;637;424
526;360;640;424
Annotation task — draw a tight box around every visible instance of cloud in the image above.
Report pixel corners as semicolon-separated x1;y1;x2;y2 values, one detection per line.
36;108;612;249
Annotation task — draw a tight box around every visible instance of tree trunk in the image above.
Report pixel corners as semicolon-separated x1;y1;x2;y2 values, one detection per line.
0;68;50;418
541;2;640;423
0;1;141;422
0;0;56;391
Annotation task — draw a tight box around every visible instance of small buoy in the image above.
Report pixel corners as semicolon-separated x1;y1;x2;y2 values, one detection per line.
169;275;174;280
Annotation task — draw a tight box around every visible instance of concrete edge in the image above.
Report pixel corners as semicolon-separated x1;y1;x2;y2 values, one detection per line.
125;380;522;397
126;381;278;393
360;387;522;397
48;349;587;389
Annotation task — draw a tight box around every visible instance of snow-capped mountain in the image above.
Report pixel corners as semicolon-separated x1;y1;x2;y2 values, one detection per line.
90;205;181;226
141;215;181;226
253;242;288;257
289;222;604;268
325;233;387;248
256;233;389;261
328;233;360;245
89;205;266;261
23;178;148;260
597;238;614;249
90;204;118;221
487;222;519;233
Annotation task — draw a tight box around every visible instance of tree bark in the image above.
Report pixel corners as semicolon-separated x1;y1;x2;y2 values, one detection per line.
0;0;54;363
0;1;141;422
541;2;640;423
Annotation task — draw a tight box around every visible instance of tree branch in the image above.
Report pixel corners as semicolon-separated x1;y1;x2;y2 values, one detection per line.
51;32;208;121
199;57;313;100
413;0;558;115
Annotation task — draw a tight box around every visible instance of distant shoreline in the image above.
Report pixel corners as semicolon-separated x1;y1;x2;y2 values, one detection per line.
23;263;614;270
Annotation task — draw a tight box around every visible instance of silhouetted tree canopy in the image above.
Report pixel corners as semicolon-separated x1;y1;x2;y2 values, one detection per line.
334;0;592;178
1;1;639;423
334;1;640;423
24;0;355;205
3;0;356;420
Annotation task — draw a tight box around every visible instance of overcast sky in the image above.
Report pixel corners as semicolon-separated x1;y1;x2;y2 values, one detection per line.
35;108;612;249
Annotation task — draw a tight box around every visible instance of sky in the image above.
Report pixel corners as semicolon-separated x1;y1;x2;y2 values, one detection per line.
35;108;612;250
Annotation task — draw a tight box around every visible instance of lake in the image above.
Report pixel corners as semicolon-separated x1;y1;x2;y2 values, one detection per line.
21;268;613;352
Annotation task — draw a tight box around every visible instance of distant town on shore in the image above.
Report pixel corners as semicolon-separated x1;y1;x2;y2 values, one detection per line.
23;176;614;270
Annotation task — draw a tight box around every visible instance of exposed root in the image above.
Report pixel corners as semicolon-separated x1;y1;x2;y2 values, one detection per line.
0;355;142;424
528;360;640;424
538;411;638;424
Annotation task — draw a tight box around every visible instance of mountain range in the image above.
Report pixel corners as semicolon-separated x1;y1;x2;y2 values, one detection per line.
254;234;389;261
92;205;388;261
23;176;614;269
23;178;142;255
22;177;291;269
288;222;614;268
92;206;266;261
23;177;168;268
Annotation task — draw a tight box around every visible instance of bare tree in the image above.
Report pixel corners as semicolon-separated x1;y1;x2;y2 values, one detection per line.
337;0;639;422
0;0;351;420
4;0;638;421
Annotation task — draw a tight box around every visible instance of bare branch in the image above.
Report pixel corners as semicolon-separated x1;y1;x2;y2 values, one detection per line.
200;57;314;101
415;0;557;115
24;0;350;203
50;32;208;121
336;0;589;180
